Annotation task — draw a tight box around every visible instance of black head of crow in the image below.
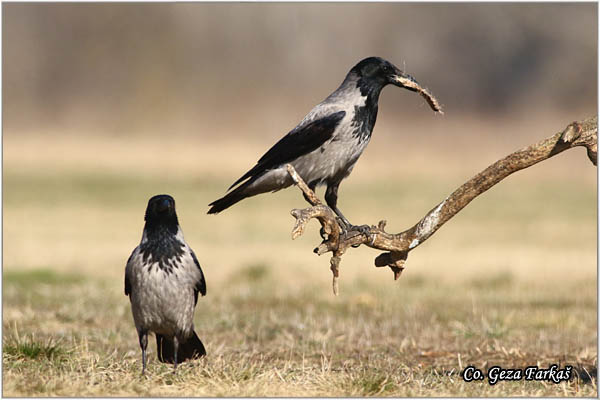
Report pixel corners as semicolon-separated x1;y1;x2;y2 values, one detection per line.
351;56;420;96
208;57;440;230
144;194;179;234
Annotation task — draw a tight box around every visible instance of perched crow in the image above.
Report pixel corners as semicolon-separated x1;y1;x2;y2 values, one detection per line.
125;194;207;374
208;57;436;230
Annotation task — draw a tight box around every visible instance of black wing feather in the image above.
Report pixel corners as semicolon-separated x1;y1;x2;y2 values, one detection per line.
228;111;346;190
124;253;133;296
125;275;131;296
191;250;206;305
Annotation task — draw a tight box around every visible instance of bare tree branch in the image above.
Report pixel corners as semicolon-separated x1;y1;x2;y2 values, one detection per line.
287;116;597;295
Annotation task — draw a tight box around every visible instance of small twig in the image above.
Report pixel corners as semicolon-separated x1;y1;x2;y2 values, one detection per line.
287;117;597;294
397;76;444;114
287;164;322;206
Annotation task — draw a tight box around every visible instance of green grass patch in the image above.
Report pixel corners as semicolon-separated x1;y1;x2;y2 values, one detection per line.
3;268;84;287
350;372;397;395
3;170;225;208
469;271;514;289
4;337;67;361
231;263;270;283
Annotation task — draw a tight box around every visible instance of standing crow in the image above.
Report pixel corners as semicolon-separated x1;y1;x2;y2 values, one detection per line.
125;194;207;374
208;56;439;230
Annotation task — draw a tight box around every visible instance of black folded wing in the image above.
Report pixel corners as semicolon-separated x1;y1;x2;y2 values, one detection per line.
228;110;346;190
191;251;206;305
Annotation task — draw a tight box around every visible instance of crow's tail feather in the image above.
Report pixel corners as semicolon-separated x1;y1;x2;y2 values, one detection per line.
207;184;250;214
156;331;206;364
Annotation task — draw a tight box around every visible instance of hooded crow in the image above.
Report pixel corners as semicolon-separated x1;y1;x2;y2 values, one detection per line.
208;57;440;230
125;194;207;374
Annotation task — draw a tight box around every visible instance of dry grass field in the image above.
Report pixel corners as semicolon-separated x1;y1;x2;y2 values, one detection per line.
2;115;597;396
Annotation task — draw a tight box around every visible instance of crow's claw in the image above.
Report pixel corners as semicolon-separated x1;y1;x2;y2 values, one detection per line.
349;225;371;248
336;217;349;234
338;224;370;248
349;224;371;236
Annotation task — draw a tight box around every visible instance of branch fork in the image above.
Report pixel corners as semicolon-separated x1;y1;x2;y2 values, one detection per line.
287;117;597;295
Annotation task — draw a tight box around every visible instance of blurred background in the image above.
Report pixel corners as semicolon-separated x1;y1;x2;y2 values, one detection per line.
3;1;596;279
3;3;597;137
2;3;597;395
3;1;597;287
3;3;597;136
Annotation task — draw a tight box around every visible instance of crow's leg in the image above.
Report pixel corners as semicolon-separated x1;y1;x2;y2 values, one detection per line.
138;330;148;375
172;336;179;373
325;183;370;236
